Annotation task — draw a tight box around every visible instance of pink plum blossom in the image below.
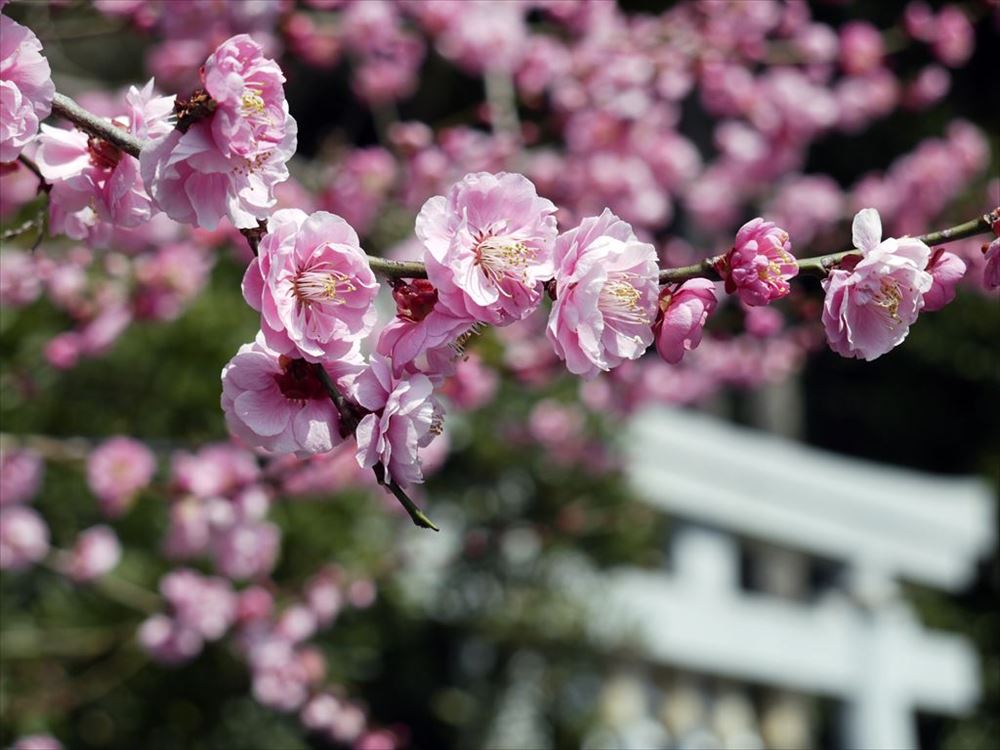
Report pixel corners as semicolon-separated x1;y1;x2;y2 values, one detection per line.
983;238;1000;290
0;448;43;506
653;279;719;364
0;14;54;163
839;21;884;76
353;355;443;487
87;436;157;517
221;335;349;457
0;505;49;570
140;34;297;229
138;613;204;665
546;210;659;378
922;247;966;311
822;208;933;361
63;525;122;582
160;568;237;640
211;520;280;580
720;218;797;306
242;209;379;363
32;81;175;243
416;171;558;327
11;736;62;750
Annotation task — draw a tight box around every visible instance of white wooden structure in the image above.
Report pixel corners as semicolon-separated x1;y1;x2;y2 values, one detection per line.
572;406;994;750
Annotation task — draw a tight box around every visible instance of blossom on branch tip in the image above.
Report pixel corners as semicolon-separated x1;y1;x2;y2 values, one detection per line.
922;247;966;311
0;14;54;163
221;335;354;458
140;34;296;229
653;278;718;364
546;209;659;379
719;218;797;306
821;208;933;361
242;209;379;363
416;171;558;327
353;355;443;488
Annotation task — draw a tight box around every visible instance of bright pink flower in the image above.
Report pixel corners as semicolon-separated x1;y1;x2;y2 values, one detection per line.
416;172;558;326
839;21;884;76
376;280;478;380
242;209;379;363
32;81;175;243
721;218;797;306
822;208;933;361
0;505;49;570
653;278;718;364
221;335;349;457
140;34;297;229
0;15;54;162
353;355;442;487
546;210;659;379
922;247;966;311
0;448;43;506
984;238;1000;290
87;437;157;517
64;525;122;582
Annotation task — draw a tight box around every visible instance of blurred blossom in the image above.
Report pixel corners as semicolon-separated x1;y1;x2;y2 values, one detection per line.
838;21;884;76
211;520;280;580
0;448;43;506
0;505;49;570
11;735;62;750
87;436;156;517
160;568;237;640
171;443;259;498
64;525;122;582
138;613;204;665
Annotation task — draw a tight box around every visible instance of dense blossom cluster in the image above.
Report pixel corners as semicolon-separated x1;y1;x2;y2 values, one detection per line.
1;1;997;747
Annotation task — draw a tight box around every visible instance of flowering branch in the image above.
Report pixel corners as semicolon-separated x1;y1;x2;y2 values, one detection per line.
45;89;996;287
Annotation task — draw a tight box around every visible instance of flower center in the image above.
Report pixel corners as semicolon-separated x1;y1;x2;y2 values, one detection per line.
274;356;326;401
292;269;356;305
474;234;534;285
600;276;648;325
241;87;266;116
873;277;902;320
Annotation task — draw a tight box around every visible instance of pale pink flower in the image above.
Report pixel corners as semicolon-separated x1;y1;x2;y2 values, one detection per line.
140;34;297;229
0;15;54;162
160;568;237;640
721;218;797;306
546;210;659;379
0;448;43;506
839;21;884;76
822;208;933;361
211;520;280;580
922;248;966;311
87;437;157;517
0;505;49;570
32;81;175;242
221;335;348;457
64;525;122;582
138;613;204;665
416;172;558;326
353;355;442;487
171;442;259;498
12;735;62;750
653;279;719;364
985;238;1000;290
242;209;379;363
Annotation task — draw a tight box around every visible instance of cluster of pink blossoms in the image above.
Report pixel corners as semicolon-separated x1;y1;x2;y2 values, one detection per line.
0;12;54;162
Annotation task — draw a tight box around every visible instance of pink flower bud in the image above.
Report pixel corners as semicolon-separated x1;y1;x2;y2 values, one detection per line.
720;218;797;306
653;279;718;364
922;248;967;311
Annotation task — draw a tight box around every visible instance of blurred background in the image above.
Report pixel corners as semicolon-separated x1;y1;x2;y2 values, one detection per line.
1;1;997;749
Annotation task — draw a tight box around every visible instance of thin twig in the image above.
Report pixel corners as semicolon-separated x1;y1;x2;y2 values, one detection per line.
51;91;144;158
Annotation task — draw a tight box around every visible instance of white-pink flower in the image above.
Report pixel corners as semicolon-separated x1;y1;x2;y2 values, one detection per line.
63;525;122;582
416;172;558;326
0;505;50;570
32;81;175;242
140;34;297;229
353;355;442;488
221;335;350;457
242;209;379;363
87;436;157;517
654;278;719;364
546;210;659;379
822;208;933;361
0;14;54;163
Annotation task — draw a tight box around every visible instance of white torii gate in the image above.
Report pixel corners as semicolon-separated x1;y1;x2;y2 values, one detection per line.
579;406;995;750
